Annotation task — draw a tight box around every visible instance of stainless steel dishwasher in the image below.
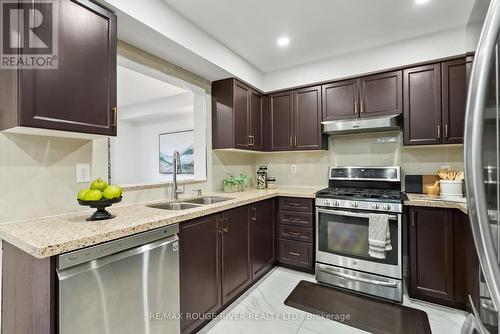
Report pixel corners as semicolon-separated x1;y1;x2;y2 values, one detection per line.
57;224;180;334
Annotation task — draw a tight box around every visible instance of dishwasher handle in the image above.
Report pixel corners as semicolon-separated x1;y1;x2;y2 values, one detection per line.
57;235;178;280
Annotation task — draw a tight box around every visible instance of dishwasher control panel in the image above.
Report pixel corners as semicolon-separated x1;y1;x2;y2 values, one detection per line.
57;224;179;270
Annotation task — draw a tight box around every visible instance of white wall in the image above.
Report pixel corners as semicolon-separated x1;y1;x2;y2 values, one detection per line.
264;27;468;91
102;0;264;87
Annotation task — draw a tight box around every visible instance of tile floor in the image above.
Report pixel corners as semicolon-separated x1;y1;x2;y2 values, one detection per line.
200;267;467;334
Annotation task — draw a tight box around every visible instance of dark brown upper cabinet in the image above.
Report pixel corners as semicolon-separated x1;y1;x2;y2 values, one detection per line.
0;0;117;136
322;79;358;121
269;90;294;151
269;87;327;151
322;71;402;121
212;78;263;150
359;71;403;118
403;64;442;146
442;58;467;144
404;58;468;146
294;86;327;150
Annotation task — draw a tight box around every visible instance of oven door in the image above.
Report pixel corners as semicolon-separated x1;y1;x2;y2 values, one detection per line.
316;207;402;279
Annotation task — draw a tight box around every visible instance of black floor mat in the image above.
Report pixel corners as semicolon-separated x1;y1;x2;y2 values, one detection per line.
284;280;432;334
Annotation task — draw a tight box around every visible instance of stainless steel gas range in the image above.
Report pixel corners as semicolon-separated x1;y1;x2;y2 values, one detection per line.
315;166;403;302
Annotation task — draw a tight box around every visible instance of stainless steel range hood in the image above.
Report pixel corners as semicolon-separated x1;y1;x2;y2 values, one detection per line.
322;114;401;135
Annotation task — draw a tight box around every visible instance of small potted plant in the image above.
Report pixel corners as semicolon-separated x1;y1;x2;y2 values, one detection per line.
223;174;248;193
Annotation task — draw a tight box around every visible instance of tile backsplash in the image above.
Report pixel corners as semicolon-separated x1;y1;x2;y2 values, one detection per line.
254;132;464;190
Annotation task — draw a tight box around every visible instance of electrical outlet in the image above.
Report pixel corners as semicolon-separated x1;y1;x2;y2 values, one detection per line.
76;163;91;183
290;164;297;174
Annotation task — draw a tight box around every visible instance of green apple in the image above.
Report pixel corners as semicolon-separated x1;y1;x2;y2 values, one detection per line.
83;189;103;201
90;178;108;192
77;189;90;200
103;185;122;200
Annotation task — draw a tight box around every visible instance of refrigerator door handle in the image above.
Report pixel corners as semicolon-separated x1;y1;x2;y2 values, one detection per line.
465;0;500;317
460;296;491;334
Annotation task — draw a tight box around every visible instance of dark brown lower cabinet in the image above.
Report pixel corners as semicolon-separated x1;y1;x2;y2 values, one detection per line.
277;197;315;273
251;199;276;279
2;242;56;334
179;214;222;334
180;199;277;333
221;206;252;304
409;207;478;310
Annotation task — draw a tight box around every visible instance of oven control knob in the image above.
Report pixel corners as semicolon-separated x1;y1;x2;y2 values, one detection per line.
335;200;340;206
384;204;392;210
351;202;359;208
324;199;331;206
372;203;379;210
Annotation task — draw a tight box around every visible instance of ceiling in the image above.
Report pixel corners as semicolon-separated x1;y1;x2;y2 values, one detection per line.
162;0;475;73
117;65;188;107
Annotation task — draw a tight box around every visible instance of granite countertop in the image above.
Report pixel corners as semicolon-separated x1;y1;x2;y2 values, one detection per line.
404;193;468;214
0;187;321;259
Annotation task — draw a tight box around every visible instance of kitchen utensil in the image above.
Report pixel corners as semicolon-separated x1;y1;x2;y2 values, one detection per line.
455;171;464;181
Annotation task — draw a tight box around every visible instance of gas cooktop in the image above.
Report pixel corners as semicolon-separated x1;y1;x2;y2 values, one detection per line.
316;187;403;203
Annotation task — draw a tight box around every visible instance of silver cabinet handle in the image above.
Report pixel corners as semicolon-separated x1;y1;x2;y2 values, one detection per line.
317;264;397;288
354;101;358;115
464;0;500;313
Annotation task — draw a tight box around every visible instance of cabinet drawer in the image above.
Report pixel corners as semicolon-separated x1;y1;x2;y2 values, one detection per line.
279;211;313;228
279;239;313;269
279;197;313;212
279;225;313;243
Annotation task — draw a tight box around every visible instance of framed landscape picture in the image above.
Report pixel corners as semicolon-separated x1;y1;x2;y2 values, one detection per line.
159;130;195;174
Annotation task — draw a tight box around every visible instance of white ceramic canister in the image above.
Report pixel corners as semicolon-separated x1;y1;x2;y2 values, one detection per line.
439;180;463;197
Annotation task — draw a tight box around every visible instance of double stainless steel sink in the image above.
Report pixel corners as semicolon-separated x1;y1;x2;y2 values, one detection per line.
147;196;233;211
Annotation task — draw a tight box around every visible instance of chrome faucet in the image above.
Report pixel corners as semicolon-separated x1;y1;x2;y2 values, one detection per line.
172;151;184;200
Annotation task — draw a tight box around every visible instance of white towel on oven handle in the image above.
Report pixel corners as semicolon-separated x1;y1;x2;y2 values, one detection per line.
368;213;392;259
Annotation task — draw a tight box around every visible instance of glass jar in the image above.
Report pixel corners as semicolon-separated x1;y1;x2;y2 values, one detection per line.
256;166;268;189
267;177;276;189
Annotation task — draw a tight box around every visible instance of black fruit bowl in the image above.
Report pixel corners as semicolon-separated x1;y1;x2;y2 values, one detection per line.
77;196;122;221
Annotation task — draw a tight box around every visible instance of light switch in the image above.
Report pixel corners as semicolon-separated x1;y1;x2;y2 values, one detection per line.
76;163;91;183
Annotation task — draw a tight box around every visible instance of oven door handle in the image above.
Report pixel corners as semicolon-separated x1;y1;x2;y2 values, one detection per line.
317;264;398;288
316;208;398;221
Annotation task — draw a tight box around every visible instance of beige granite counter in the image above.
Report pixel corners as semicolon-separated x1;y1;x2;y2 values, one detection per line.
404;193;468;214
0;187;321;259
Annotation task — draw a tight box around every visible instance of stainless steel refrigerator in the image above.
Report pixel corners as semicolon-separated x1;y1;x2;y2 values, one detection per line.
464;0;500;332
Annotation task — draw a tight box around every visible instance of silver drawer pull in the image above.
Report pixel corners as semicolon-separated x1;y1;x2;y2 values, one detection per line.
287;231;302;236
318;264;397;288
289;252;301;257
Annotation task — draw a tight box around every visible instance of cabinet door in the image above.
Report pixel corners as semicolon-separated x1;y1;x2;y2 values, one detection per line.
233;81;251;149
294;86;325;150
322;79;358;121
359;71;402;118
250;90;264;150
409;207;455;304
251;200;276;279
19;0;117;136
180;214;222;334
403;64;442;145
269;91;294;151
442;58;467;144
221;206;251;305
